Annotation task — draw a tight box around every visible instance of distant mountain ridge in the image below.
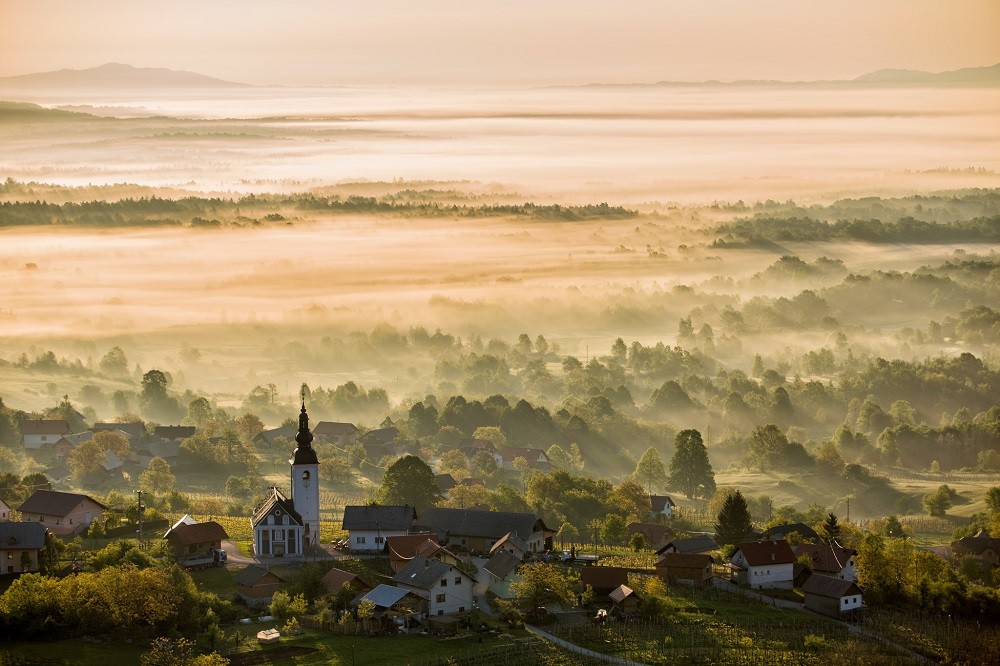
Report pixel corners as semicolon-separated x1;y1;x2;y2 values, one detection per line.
853;62;1000;84
562;62;1000;89
0;63;250;90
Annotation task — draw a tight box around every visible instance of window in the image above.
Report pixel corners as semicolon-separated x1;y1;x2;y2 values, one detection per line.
440;579;447;587
454;577;461;585
436;594;446;603
357;536;366;544
437;610;444;616
376;536;384;544
459;606;465;612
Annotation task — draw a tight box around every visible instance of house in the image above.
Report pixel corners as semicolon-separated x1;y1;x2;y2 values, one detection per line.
501;447;551;472
650;495;675;519
0;497;10;521
802;574;864;618
321;567;370;597
53;431;93;461
435;474;457;497
154;425;196;441
952;530;1000;568
628;522;675;550
18;490;108;537
483;550;522;599
251;487;305;557
387;534;440;573
42;466;71;484
489;531;529;559
0;522;48;574
609;584;641;617
414;539;461;568
342;505;417;552
417;507;553;554
764;522;819;542
361;426;399;446
580;566;630;595
792;544;858;581
313;422;358;446
351;584;426;620
102;450;123;473
392;557;476;616
235;565;284;608
21;420;70;450
136;439;182;467
163;519;229;560
253;425;296;447
730;540;796;589
657;552;714;588
655;535;718;556
93;422;147;445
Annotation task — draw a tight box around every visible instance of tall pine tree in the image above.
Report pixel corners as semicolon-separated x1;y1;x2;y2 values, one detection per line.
668;429;716;499
715;490;753;547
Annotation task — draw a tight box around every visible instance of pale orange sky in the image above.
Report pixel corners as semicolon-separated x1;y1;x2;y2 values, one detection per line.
1;0;999;86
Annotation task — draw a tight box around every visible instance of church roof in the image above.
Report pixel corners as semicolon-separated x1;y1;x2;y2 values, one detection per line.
252;487;303;527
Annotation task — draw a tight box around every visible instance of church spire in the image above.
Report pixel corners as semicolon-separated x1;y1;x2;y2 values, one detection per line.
291;393;318;465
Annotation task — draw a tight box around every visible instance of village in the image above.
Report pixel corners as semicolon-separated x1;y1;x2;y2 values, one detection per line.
3;400;999;665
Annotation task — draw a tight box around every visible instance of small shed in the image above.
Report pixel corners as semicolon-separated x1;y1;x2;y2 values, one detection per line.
321;566;370;597
802;574;863;619
236;565;284;608
580;566;630;595
656;552;714;588
609;584;641;616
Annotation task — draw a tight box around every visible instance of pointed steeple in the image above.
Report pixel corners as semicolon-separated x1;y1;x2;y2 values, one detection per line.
291;398;318;465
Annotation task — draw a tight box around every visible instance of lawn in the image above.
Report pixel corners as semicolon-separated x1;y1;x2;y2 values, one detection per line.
190;564;241;597
1;637;148;665
550;585;907;665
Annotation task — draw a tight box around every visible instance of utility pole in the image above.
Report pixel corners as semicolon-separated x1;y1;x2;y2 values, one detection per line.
137;490;144;546
846;498;850;523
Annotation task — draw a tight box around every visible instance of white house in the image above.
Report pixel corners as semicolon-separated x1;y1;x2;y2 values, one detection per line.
650;495;675;519
501;447;551;472
341;505;417;552
730;540;796;589
802;574;864;618
0;497;10;521
392;557;476;616
18;490;108;537
21;420;70;450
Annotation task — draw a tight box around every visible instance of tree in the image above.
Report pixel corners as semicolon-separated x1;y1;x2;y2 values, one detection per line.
822;513;841;545
633;446;667;494
715;490;753;547
600;514;628;546
986;487;1000;514
235;413;265;445
142;637;228;666
139;369;183;422
668;429;716;499
629;531;647;552
472;426;506;450
186;397;213;427
923;485;953;517
68;439;110;479
93;429;132;459
140;457;175;495
379;455;440;512
558;522;579;548
438;449;469;480
510;563;577;609
609;480;649;522
99;346;129;377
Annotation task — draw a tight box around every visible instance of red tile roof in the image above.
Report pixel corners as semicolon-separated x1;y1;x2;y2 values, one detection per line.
733;540;796;567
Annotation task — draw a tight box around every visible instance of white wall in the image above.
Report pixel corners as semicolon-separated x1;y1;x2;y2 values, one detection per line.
349;529;408;552
840;593;863;611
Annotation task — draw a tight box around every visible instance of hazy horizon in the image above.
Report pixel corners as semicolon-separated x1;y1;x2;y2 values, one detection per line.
2;0;999;87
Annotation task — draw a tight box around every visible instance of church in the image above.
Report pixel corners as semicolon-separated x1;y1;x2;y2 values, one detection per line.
250;401;320;557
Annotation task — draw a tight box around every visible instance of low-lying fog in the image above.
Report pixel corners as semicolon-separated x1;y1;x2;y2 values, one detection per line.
2;85;999;202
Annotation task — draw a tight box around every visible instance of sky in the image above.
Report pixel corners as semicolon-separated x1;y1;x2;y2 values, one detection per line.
2;0;999;86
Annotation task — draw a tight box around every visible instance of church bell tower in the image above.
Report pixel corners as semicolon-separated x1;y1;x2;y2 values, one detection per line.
290;396;320;548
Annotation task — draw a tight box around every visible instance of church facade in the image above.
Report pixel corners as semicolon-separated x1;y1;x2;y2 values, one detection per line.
251;401;321;557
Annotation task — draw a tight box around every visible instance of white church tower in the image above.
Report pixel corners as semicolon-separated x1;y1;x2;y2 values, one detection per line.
290;398;320;548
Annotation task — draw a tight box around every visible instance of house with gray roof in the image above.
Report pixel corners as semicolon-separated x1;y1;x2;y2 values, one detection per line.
253;425;296;447
313;421;358;446
0;522;48;574
802;574;863;618
342;505;417;552
392;557;476;616
656;534;718;556
93;422;148;445
483;550;522;599
154;425;197;441
235;564;284;607
417;507;552;554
